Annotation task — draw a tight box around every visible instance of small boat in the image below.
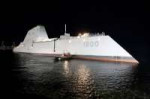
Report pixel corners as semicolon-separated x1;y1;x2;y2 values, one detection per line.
55;53;72;61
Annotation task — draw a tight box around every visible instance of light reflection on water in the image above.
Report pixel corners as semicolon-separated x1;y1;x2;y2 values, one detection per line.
11;53;150;99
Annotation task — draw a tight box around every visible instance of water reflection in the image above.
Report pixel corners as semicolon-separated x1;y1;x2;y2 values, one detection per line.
77;65;91;85
75;65;94;98
63;61;70;76
11;53;150;98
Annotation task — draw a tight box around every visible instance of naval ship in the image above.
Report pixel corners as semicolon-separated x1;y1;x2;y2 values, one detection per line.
13;25;139;63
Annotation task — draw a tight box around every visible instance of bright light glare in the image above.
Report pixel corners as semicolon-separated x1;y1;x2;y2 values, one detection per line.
69;40;72;43
81;33;89;37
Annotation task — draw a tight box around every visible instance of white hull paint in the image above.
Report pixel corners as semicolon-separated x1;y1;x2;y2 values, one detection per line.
13;26;139;63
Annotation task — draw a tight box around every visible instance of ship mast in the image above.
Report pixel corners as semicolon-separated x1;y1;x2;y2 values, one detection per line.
65;24;66;34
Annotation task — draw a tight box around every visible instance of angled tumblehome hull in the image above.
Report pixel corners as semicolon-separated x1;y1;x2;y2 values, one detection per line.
13;25;139;64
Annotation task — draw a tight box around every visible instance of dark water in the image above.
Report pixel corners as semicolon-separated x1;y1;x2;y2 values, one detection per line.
1;51;150;99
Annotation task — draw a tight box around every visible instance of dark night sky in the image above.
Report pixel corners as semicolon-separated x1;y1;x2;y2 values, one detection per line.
0;0;150;62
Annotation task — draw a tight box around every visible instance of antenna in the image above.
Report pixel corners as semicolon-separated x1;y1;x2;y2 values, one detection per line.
65;24;66;34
